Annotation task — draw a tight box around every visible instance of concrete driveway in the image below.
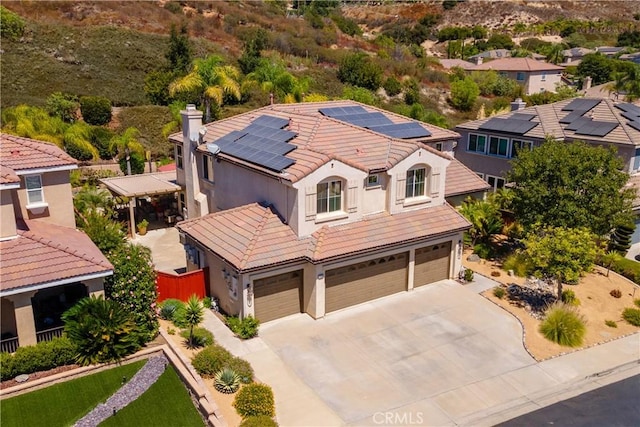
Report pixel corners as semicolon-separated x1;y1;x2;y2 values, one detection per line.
256;280;537;426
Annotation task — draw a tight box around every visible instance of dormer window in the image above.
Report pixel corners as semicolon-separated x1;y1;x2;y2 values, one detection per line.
317;180;342;214
405;168;426;199
25;175;44;205
176;145;184;169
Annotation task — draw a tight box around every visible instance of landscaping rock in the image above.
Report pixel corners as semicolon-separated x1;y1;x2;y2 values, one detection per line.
467;254;480;262
14;374;29;383
74;355;168;427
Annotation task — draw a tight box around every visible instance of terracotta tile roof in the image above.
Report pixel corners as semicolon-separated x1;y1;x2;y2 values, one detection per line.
0;133;77;172
455;98;640;145
0;165;19;185
439;59;475;70
178;202;470;271
444;158;491;197
0;220;113;293
171;101;460;183
177;203;308;270
470;57;564;72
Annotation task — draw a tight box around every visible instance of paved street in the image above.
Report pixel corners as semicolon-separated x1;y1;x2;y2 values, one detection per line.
499;374;640;427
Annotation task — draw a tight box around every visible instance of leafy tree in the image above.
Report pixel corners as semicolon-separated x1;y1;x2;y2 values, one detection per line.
459;197;503;246
600;250;622;277
169;55;241;123
80;96;112;126
45;92;79;123
184;295;204;349
337;52;383;91
576;53;613;86
238;29;267;75
62;296;140;365
609;64;640;101
403;78;420;105
90;127;117;160
166;23;192;74
0;6;25;41
104;244;159;344
449;77;479;111
508;139;634;236
144;70;176;106
524;226;600;297
383;76;402;96
485;33;515;50
77;209;127;253
341;86;378;106
119;151;145;175
617;30;640;49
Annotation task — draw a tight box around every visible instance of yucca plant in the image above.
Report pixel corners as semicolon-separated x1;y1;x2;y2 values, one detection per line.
214;368;241;394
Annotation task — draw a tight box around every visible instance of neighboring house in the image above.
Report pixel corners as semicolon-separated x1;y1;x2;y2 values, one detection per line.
453;97;640;243
560;47;594;66
439;58;475;71
595;46;625;57
468;49;513;64
619;51;640;65
0;134;113;353
469;57;564;95
171;101;488;323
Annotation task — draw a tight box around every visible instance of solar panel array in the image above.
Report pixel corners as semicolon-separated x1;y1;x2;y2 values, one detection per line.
212;115;296;172
478;117;539;135
511;113;536;121
615;103;640;133
319;106;432;139
558;98;619;138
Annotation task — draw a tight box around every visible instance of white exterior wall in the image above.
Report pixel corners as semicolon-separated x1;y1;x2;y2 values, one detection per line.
526;71;563;95
361;173;388;216
387;148;450;215
293;160;368;238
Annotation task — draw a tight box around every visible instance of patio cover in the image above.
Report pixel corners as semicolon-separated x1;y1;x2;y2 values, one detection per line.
100;171;180;197
100;171;181;238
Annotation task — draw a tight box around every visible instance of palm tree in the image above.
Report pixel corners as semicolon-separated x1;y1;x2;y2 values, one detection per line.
169;55;241;123
62;296;140;365
459;197;504;246
545;43;565;65
247;58;311;103
184;294;204;349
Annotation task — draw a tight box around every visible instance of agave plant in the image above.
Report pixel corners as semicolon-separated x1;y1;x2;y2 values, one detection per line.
214;368;241;394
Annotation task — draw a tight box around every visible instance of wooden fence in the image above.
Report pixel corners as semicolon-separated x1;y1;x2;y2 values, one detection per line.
156;268;207;302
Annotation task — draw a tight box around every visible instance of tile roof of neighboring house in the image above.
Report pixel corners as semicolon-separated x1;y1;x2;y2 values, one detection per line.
0;220;113;293
444;158;491;196
439;59;475;70
0;133;77;172
468;49;512;59
0;165;20;185
455;98;640;145
562;47;594;57
470;57;564;72
170;101;460;184
177;202;470;271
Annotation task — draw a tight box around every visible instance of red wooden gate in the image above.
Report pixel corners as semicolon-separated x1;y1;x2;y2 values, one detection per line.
156;268;207;302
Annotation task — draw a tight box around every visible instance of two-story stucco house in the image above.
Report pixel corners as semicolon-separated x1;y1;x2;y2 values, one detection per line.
469;57;564;95
0;134;113;352
170;101;489;323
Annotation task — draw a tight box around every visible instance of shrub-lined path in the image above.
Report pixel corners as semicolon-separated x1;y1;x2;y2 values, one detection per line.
74;355;167;427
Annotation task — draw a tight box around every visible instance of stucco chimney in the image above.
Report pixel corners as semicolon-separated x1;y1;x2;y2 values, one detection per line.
180;104;203;220
510;98;526;111
583;76;592;91
472;56;483;65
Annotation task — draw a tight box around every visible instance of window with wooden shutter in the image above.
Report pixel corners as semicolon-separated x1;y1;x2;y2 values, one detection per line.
430;166;441;197
305;186;317;220
395;173;406;204
347;180;358;212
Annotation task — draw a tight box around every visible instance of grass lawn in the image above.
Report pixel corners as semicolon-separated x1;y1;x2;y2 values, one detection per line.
0;360;145;427
99;365;205;427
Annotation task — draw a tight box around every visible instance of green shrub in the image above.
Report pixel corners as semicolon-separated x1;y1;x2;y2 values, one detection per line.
0;6;25;41
539;304;586;347
622;307;640;326
635;299;640;308
449;77;479;111
80;96;112;126
501;252;531;277
561;289;580;306
90;127;116;160
191;344;254;383
45;92;79;123
180;327;214;348
214;368;241;394
65;138;95;161
160;299;185;321
383;76;402;96
605;319;618;328
239;415;278;427
202;296;212;309
463;268;474;282
493;286;506;299
609;256;640;284
473;242;494;259
233;383;276;418
1;337;78;381
226;316;260;339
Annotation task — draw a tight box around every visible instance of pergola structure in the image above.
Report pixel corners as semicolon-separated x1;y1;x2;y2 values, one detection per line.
100;171;181;238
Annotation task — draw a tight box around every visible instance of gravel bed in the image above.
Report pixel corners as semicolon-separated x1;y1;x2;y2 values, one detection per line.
74;355;168;427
